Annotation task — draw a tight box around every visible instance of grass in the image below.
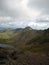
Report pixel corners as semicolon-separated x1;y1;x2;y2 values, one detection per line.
0;30;16;39
0;28;49;54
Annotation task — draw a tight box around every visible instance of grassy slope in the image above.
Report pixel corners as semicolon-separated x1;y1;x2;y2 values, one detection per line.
0;29;23;39
0;30;14;39
0;28;49;54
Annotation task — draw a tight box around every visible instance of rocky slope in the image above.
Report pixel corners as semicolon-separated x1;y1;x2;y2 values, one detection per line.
0;47;49;65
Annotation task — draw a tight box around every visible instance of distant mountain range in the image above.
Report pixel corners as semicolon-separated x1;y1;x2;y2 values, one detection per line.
0;26;32;30
0;27;14;30
0;27;7;30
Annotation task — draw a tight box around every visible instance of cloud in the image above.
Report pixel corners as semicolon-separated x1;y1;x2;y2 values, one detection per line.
28;0;49;12
0;0;41;19
0;16;13;22
28;0;49;20
0;0;49;29
28;20;49;30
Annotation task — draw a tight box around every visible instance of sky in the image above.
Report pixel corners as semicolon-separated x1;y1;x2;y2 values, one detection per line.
0;0;49;30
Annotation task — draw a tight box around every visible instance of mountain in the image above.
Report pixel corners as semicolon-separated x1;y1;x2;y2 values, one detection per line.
0;27;49;53
24;26;33;30
0;27;49;65
7;27;49;53
11;27;39;45
0;27;14;31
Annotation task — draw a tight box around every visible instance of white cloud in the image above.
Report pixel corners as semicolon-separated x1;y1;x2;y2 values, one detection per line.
0;0;49;29
28;21;49;29
0;0;41;20
0;16;12;22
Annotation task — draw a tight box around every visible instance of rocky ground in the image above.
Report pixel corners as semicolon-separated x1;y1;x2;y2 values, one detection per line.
0;47;49;65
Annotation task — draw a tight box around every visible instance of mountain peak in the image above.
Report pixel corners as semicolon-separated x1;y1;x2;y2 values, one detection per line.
24;26;32;30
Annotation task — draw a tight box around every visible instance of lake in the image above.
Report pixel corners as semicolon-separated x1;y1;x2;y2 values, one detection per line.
0;44;14;48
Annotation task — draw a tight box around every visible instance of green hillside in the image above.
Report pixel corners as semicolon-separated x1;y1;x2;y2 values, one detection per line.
0;27;49;54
